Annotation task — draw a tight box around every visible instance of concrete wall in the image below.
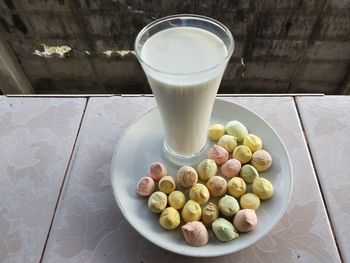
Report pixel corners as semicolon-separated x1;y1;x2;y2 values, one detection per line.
0;0;349;94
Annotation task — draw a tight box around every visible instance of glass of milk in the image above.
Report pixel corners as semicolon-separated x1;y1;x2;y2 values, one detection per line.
135;14;234;165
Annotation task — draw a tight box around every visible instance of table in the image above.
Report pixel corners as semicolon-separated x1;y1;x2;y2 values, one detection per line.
0;95;348;263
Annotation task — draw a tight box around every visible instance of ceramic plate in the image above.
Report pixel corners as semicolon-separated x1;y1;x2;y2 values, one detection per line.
111;98;292;257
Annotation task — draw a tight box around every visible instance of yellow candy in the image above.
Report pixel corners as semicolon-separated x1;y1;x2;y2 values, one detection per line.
240;193;260;210
182;200;202;222
168;191;186;210
208;124;225;141
159;207;180;230
252;177;274;200
227;177;246;198
189;184;210;205
158;175;176;194
148;191;168;213
233;145;252;164
243;134;263;153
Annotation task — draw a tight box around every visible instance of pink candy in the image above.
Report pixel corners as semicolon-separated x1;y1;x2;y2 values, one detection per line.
208;145;229;165
182;221;209;247
148;162;167;180
136;177;155;197
233;209;257;232
221;159;241;178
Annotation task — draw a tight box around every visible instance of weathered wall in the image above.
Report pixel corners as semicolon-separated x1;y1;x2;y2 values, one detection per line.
0;56;17;94
0;0;350;94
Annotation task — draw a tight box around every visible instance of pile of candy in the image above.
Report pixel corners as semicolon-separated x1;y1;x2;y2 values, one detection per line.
136;120;274;247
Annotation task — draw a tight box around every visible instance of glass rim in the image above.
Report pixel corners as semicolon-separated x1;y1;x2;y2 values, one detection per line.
134;14;235;76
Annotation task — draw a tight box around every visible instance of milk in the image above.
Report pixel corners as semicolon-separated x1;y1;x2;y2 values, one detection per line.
140;27;228;156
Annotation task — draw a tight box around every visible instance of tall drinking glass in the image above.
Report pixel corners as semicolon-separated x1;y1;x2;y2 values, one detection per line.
135;14;234;165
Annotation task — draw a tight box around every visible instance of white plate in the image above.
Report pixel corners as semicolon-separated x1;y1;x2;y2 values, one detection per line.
111;98;293;257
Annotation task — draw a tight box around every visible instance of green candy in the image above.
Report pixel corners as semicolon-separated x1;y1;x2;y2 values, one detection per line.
218;195;240;217
225;121;248;142
197;159;217;181
212;218;239;242
240;164;259;183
